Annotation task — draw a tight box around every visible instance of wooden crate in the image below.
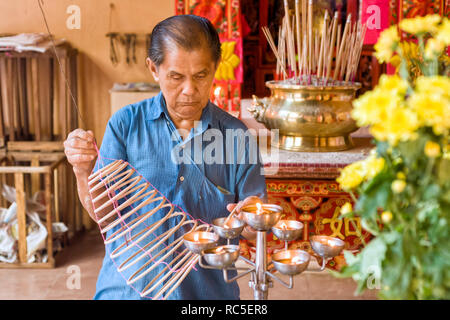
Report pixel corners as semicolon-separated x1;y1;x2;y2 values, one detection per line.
0;141;80;268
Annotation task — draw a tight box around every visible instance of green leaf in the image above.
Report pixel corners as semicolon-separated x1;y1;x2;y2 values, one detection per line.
361;218;380;236
417;200;440;223
383;231;400;244
423;184;441;201
356;179;391;219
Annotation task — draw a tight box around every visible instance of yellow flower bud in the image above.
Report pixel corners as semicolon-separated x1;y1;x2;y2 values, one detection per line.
443;144;450;160
424;141;441;158
381;211;393;224
389;54;401;68
391;179;406;193
340;202;353;215
396;172;406;180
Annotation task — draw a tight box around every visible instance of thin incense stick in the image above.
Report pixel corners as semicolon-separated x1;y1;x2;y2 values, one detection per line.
325;12;338;81
307;0;313;77
283;0;296;78
317;10;328;79
334;14;351;80
314;29;319;73
289;15;297;78
350;23;367;81
301;0;307;75
342;21;357;80
335;23;342;66
280;21;287;79
339;31;351;80
348;21;360;81
263;26;288;77
276;28;281;77
295;0;302;78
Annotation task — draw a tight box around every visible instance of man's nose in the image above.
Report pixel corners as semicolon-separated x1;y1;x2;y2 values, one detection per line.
182;79;196;96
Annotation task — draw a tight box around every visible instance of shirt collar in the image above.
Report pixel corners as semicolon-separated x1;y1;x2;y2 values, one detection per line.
145;91;166;121
146;91;213;133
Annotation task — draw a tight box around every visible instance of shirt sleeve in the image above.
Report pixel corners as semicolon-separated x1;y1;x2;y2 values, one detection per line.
234;132;268;202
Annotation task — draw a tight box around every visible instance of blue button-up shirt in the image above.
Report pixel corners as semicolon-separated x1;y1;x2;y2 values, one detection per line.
93;92;267;300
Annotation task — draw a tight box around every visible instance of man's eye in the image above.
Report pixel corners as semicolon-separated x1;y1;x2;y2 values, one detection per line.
195;74;206;79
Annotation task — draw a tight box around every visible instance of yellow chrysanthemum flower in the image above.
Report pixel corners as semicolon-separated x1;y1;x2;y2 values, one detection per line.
424;141;441;158
364;155;386;180
409;93;450;134
436;18;450;45
409;76;450;134
352;88;403;127
377;74;409;96
399;14;441;35
415;76;450;99
374;26;399;63
425;38;445;59
337;155;385;191
337;161;366;191
369;106;419;146
353;74;422;146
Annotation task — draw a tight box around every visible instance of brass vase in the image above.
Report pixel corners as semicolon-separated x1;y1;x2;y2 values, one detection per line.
249;80;362;152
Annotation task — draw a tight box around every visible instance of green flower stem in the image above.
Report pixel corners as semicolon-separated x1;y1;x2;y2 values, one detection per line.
349;190;358;203
392;198;413;236
396;45;413;90
422;157;436;190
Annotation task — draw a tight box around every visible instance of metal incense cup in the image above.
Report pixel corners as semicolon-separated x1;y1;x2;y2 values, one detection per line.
272;249;311;276
310;235;345;259
271;220;304;242
241;204;283;231
201;245;240;268
183;231;219;254
212;217;245;240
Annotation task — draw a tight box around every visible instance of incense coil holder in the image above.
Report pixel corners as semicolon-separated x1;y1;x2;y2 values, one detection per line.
249;80;361;152
88;159;207;300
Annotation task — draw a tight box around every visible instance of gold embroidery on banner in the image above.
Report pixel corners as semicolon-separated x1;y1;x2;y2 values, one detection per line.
344;216;362;237
321;207;345;239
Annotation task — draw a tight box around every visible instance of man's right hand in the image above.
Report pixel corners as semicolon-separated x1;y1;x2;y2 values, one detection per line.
64;129;112;226
64;129;98;177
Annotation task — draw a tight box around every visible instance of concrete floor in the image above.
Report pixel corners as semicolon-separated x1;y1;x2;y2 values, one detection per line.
0;229;378;300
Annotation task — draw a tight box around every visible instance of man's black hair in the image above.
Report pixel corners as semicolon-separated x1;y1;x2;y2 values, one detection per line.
148;14;221;66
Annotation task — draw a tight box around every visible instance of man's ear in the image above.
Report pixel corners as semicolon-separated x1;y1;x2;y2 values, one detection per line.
146;57;159;82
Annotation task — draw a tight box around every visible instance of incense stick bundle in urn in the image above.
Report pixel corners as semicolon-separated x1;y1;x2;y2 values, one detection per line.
250;0;366;152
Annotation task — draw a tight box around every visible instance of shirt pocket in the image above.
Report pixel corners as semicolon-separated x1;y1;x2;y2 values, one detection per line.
197;176;236;222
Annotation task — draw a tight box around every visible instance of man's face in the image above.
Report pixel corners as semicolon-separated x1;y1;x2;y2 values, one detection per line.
147;44;217;122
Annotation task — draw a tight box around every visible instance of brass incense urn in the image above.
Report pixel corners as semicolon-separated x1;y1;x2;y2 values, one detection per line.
249;80;362;152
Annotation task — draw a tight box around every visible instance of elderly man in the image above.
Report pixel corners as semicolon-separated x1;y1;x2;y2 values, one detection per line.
64;14;266;300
